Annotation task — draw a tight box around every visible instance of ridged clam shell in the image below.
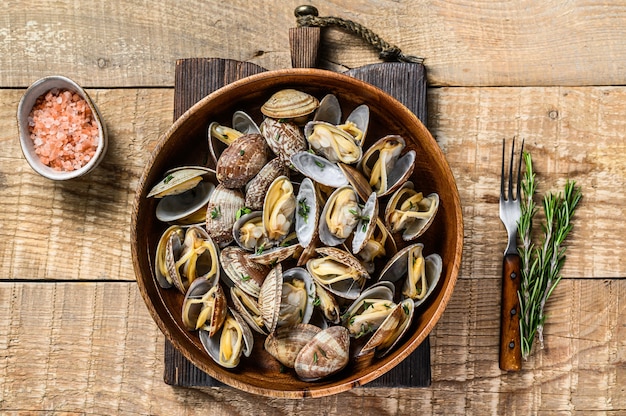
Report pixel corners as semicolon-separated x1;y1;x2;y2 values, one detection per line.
245;158;288;211
261;89;319;120
205;185;245;247
264;323;321;368
258;264;283;333
154;225;184;289
216;133;269;189
359;298;414;358
294;326;350;382
220;246;270;298
231;286;267;335
260;118;308;169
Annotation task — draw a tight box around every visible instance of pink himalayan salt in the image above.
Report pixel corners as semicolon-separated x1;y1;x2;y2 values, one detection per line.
28;88;99;171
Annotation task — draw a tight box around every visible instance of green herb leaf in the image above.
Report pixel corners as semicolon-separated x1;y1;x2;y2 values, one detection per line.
239;149;245;156
298;198;310;223
235;206;252;220
210;206;221;219
163;174;174;184
314;160;325;169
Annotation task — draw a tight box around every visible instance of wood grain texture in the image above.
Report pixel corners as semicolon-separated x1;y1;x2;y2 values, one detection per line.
2;1;626;87
1;279;624;414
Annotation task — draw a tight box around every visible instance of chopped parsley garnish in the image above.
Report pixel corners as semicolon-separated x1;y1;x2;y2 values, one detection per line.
239;149;245;156
312;297;321;307
163;174;174;184
210;206;221;219
314;160;325;169
298;198;310;223
235;206;252;220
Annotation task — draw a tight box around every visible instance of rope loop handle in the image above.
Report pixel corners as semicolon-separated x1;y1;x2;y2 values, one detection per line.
294;5;424;64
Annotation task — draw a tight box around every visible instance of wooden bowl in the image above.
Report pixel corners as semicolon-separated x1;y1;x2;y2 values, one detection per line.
131;68;463;398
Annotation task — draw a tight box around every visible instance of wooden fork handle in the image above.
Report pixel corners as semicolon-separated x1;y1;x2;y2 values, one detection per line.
499;253;522;371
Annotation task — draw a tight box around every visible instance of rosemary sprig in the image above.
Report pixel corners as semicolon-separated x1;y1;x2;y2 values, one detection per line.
517;151;582;360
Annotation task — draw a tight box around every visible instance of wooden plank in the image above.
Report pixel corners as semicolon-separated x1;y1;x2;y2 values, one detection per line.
3;1;626;87
1;86;625;282
0;279;624;414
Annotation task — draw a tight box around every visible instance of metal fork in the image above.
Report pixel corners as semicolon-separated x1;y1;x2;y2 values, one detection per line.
498;138;523;371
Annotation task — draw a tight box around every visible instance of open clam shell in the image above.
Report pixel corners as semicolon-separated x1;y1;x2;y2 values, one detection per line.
200;308;254;369
165;225;220;294
306;247;370;300
312;94;369;146
351;192;378;255
290;151;349;189
154;225;184;289
147;166;214;199
232;211;269;252
378;243;443;307
313;94;341;124
359;135;416;197
384;182;440;241
295;177;319;249
353;218;397;275
231;286;267;335
304;121;363;165
181;277;228;335
262;175;297;243
245;158;289;211
318;186;360;247
359;298;414;358
341;281;396;339
208;111;261;166
248;232;301;266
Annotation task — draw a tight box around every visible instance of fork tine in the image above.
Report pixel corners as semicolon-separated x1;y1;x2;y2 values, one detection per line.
508;138;515;201
515;138;525;200
500;138;506;200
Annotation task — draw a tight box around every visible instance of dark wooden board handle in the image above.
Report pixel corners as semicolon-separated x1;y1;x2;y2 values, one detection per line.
499;253;522;371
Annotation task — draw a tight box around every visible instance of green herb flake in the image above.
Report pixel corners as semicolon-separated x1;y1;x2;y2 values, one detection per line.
402;303;410;315
235;206;252;220
241;274;251;282
314;160;325;169
163;174;174;184
239;149;245;156
313;352;318;363
298;198;310;223
312;297;321;307
210;206;221;219
256;243;265;255
318;347;327;358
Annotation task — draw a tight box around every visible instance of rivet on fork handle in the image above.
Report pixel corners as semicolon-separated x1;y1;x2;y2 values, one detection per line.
499;253;522;371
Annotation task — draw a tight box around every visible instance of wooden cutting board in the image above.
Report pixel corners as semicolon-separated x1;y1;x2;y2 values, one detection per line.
163;54;431;388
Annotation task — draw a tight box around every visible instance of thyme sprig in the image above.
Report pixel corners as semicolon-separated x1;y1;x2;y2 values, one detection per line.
517;151;582;360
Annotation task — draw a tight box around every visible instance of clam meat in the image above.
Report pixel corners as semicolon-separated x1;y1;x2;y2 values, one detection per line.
263;176;296;242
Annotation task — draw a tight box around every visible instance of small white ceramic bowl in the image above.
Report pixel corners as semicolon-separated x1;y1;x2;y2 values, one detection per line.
17;75;108;180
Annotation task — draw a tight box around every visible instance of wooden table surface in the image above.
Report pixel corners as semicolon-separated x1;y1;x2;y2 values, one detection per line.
2;1;625;414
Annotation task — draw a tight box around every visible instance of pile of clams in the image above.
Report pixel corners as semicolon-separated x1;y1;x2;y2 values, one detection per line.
147;88;442;382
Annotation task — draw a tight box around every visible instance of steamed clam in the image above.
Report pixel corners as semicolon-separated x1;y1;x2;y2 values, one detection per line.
384;182;440;241
200;308;254;369
263;175;296;242
147;88;445;381
378;243;443;307
165;225;220;294
306;247;369;300
319;186;361;247
216;133;269;189
182;277;227;334
359;135;416;197
260;88;319;124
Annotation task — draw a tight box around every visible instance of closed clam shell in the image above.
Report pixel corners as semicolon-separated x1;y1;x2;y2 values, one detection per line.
261;89;319;120
245;158;288;211
216;133;269;189
260;118;308;169
294;326;350;382
264;323;321;368
220;245;270;298
206;185;245;247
